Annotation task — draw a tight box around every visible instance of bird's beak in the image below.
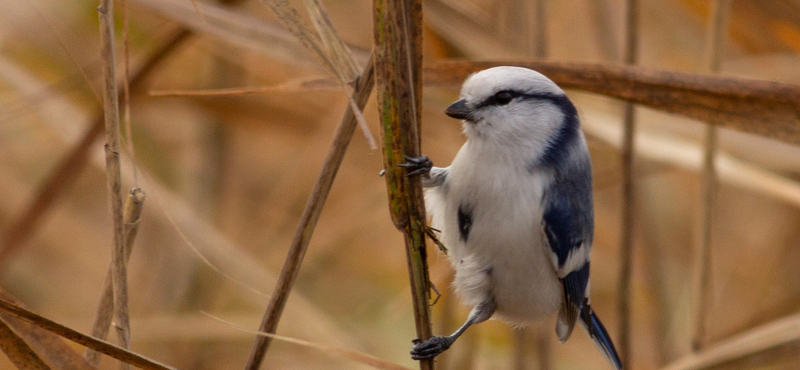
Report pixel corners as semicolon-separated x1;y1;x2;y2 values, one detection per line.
445;99;472;120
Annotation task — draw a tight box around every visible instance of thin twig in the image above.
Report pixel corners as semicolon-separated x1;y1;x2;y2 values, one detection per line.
661;313;800;370
130;0;370;69
85;189;146;366
205;312;413;370
256;0;376;148
243;55;375;370
155;59;800;145
373;1;434;370
692;0;731;352
97;0;131;365
170;59;800;146
618;0;639;367
149;77;340;96
0;299;178;370
580;105;800;210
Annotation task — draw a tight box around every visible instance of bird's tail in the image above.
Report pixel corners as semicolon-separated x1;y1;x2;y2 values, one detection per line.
578;305;623;370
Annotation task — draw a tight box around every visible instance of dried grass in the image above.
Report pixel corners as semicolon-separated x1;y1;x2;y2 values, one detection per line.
2;2;800;370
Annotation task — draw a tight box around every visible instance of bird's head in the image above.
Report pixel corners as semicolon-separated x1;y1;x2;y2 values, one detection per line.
447;66;578;152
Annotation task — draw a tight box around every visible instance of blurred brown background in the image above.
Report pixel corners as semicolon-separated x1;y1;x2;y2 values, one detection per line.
1;0;800;369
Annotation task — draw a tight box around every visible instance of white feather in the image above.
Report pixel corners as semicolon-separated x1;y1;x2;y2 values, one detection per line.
425;67;576;325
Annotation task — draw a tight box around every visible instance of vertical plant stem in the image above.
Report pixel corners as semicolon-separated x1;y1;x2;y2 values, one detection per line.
535;324;550;370
619;0;639;367
97;0;131;366
534;0;547;59
85;189;145;366
373;1;433;370
243;56;375;370
692;0;730;352
512;329;528;370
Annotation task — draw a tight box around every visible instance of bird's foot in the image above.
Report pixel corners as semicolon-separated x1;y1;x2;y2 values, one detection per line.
410;335;453;360
398;155;432;177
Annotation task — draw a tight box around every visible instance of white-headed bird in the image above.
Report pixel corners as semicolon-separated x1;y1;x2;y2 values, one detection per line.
402;66;622;369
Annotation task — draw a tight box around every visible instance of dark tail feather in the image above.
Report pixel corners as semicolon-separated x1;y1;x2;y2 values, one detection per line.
579;306;623;370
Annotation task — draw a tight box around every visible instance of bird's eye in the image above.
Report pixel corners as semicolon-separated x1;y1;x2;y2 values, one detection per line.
494;91;514;106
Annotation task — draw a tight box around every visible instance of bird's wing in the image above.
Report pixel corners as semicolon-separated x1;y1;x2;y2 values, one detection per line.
542;171;593;343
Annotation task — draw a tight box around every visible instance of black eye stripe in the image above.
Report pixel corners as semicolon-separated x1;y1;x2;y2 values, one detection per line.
476;90;566;109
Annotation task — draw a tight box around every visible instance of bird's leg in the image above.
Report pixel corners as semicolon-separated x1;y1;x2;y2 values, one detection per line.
410;298;496;360
423;225;448;254
398;155;433;177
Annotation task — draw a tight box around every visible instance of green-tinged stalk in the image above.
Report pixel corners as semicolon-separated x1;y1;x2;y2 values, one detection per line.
373;0;434;369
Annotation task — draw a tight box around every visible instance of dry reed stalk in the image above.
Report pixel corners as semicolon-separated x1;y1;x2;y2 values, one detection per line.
97;0;132;366
587;0;620;60
85;188;145;366
114;164;366;349
423;61;800;145
302;0;360;80
534;0;547;59
0;299;178;370
535;324;551;370
661;313;800;370
149;76;340;96
170;60;800;145
0;320;52;370
0;0;248;267
373;1;434;370
50;111;365;350
512;329;529;370
579;107;800;210
618;0;639;366
254;0;376;148
692;0;730;352
425;0;513;59
130;0;370;69
207;313;413;370
0;289;96;370
242;2;378;366
243;56;375;370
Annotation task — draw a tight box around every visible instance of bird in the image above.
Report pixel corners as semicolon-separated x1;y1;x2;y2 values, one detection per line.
400;66;622;369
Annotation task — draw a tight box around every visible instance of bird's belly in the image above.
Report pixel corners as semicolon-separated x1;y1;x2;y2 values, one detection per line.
425;156;562;326
486;240;562;324
445;202;562;326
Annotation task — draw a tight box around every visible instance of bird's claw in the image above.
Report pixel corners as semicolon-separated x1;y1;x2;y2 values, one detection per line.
398;155;433;177
410;336;453;360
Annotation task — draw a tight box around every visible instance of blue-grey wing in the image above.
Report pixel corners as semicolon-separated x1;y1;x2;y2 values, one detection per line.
541;153;594;342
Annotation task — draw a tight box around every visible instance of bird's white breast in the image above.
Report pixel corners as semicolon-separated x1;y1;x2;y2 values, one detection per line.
426;141;563;325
